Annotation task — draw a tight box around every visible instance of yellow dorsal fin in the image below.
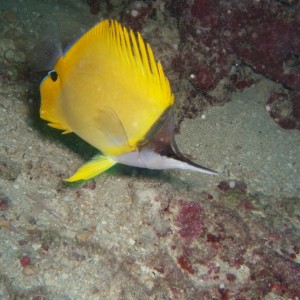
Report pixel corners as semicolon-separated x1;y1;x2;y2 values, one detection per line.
62;20;174;110
40;70;72;134
65;154;116;182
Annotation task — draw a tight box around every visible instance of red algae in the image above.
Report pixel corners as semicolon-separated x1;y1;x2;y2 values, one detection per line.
18;239;28;246
202;191;214;200
226;273;236;282
190;0;219;28
229;69;257;91
217;180;247;193
176;201;203;242
177;255;195;274
217;181;231;193
0;196;9;211
241;200;254;211
20;255;31;267
207;233;223;244
218;288;230;300
169;0;300;122
278;118;297;130
195;66;216;90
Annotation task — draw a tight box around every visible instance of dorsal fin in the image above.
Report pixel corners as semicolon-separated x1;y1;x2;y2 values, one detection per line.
62;20;174;111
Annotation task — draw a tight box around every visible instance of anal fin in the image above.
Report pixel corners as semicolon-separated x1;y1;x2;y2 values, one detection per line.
65;154;116;182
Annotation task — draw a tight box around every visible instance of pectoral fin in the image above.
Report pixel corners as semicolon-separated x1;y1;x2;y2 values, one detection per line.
65;154;116;182
94;107;132;155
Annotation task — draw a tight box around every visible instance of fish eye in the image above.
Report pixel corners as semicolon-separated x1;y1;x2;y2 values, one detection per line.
50;71;58;82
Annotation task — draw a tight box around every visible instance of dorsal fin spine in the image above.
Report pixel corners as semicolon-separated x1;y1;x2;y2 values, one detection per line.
138;32;151;79
123;27;134;66
129;29;143;74
147;43;159;82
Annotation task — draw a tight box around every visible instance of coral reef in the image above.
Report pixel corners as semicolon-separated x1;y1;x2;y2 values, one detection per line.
167;0;300;129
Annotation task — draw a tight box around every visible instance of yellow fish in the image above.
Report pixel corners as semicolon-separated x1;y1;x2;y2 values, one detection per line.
40;20;217;181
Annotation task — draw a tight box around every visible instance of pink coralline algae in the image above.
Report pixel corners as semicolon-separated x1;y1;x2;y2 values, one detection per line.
169;0;300;129
177;254;195;274
144;190;300;299
184;0;300;91
20;255;31;267
176;201;203;243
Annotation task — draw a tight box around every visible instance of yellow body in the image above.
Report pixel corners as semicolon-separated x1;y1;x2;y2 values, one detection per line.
40;20;174;181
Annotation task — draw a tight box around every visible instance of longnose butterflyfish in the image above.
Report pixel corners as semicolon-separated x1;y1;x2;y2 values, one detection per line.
40;19;217;182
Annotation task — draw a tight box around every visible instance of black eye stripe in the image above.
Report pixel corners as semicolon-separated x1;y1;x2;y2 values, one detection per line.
50;71;58;82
